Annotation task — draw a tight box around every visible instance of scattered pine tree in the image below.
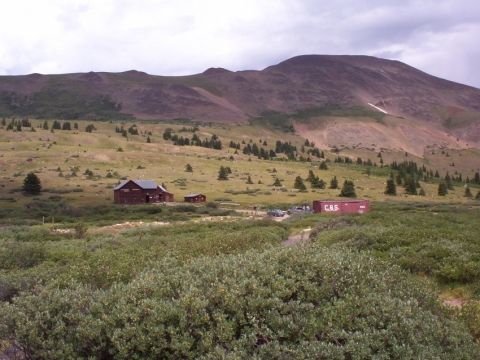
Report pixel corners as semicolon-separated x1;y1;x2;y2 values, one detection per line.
339;180;356;198
329;176;338;189
464;186;473;198
22;172;42;195
218;166;229;180
384;179;397;196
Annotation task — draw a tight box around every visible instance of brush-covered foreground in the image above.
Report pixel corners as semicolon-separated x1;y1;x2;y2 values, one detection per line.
1;202;480;358
2;243;479;359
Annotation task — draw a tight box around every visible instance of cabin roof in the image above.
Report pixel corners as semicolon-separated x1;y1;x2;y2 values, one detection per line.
114;180;157;190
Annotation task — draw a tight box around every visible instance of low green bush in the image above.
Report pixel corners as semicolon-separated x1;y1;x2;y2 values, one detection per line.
1;245;478;358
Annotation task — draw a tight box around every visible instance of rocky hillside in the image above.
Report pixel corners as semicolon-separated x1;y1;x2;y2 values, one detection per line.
1;55;480;150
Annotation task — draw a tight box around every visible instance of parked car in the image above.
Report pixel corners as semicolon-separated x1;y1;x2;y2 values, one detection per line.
267;209;285;217
286;206;313;215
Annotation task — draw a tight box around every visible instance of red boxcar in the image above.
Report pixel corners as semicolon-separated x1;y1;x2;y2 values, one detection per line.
312;200;370;214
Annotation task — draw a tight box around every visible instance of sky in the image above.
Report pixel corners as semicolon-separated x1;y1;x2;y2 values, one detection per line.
1;0;480;88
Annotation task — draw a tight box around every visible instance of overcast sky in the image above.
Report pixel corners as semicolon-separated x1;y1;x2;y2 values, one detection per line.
1;0;479;88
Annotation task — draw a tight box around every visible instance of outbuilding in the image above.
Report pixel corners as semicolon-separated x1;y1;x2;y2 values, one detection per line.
113;180;174;204
312;200;370;214
184;193;206;203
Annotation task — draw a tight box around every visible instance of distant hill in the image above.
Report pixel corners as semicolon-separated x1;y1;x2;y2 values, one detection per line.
1;55;480;153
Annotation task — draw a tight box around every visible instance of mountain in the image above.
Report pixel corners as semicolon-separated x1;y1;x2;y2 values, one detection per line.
1;55;480;153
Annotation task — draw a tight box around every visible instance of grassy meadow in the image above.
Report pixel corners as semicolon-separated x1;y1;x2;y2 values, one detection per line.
1;118;480;357
1;118;478;211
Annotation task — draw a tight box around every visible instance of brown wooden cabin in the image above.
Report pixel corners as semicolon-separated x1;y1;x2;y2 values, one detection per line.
114;180;174;204
184;193;206;203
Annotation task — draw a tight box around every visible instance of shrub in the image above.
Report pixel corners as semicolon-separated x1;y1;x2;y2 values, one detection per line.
1;245;479;358
205;201;218;209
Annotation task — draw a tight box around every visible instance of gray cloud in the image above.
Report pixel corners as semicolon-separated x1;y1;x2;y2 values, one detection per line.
1;0;479;88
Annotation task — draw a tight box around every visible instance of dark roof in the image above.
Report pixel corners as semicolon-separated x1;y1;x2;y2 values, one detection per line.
184;193;204;197
114;180;157;190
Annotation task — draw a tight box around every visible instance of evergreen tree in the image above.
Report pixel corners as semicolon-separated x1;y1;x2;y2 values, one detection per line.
475;191;480;200
218;166;228;180
438;182;447;196
185;164;193;172
272;177;282;187
329;176;338;189
384;179;397;196
306;170;316;182
42;121;49;130
319;161;328;170
147;136;151;143
339;180;356;198
404;176;418;195
294;176;306;191
396;173;403;186
22;172;42;195
419;188;426;196
246;175;253;184
311;176;326;189
444;172;454;190
464;186;473;198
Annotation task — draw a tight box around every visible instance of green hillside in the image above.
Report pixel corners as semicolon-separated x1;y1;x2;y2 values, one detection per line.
1;117;478;210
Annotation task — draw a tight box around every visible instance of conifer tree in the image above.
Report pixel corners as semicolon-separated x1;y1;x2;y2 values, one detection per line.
246;175;253;184
339;180;356;198
306;170;315;182
185;164;193;172
311;176;326;189
404;176;417;195
294;176;306;191
438;182;447;196
475;190;480;200
464;186;473;198
329;176;338;189
396;173;403;186
272;177;282;187
147;136;151;143
218;166;228;180
419;188;426;196
444;172;454;190
384;179;397;196
22;172;42;195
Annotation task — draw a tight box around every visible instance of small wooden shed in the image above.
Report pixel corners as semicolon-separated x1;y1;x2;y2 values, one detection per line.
184;193;206;203
114;180;174;204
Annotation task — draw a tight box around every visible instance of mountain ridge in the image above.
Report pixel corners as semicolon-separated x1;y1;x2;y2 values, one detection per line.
1;55;480;151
